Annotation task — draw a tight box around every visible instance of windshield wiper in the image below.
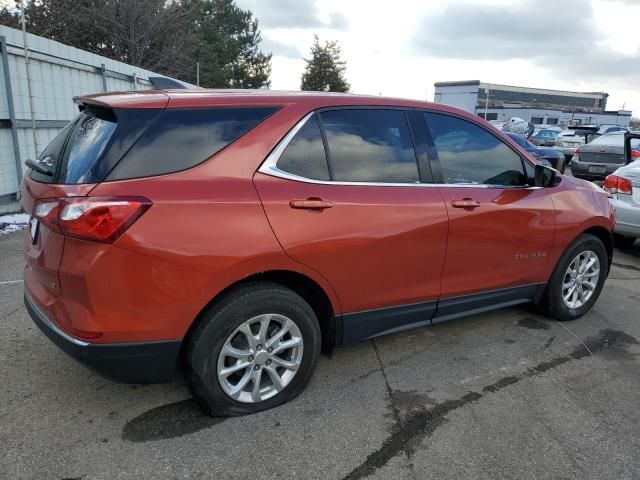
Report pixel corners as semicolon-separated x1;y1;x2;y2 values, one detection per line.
25;159;54;177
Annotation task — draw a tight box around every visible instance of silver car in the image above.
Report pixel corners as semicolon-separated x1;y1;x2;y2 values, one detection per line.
605;159;640;247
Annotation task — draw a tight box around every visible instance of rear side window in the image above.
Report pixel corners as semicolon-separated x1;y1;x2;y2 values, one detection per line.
31;107;117;184
276;114;330;180
108;107;277;180
425;112;526;186
319;109;419;183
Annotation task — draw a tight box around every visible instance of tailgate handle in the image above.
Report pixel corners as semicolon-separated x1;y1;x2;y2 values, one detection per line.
290;198;333;210
451;198;481;209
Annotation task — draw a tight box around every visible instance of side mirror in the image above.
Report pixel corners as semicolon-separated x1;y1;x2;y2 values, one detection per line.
534;164;561;188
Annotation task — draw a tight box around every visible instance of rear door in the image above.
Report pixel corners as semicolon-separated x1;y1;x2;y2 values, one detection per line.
420;111;556;321
254;108;449;342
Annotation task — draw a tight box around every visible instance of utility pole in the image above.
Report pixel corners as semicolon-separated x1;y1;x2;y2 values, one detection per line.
20;0;39;158
196;62;200;87
484;87;490;120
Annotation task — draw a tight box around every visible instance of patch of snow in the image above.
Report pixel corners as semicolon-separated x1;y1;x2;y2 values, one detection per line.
0;212;29;237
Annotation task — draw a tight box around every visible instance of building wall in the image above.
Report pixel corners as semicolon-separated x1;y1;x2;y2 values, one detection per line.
0;25;192;200
434;84;480;113
434;82;631;127
476;107;631;127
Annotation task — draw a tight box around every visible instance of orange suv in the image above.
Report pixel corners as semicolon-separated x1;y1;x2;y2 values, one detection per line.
22;90;614;416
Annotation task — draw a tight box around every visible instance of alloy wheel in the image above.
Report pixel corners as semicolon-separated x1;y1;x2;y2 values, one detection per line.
217;314;304;403
562;250;600;309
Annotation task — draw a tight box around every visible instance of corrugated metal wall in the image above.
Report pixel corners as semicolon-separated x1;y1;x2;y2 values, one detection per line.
0;25;192;202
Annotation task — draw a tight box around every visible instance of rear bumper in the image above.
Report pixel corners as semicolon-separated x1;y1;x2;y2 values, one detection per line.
570;160;621;181
24;291;181;384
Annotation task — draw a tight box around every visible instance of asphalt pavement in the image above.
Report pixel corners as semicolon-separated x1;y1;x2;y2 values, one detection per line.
1;229;640;480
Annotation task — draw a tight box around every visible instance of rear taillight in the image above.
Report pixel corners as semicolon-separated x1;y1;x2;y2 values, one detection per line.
33;199;61;232
603;175;632;195
574;148;580;155
631;149;640;159
33;197;151;243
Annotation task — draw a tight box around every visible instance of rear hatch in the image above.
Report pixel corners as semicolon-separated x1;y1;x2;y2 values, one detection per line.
21;103;161;309
22;107;115;304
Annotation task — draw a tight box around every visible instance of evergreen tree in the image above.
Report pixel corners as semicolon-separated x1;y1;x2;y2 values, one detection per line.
0;0;272;88
193;0;271;89
301;35;349;92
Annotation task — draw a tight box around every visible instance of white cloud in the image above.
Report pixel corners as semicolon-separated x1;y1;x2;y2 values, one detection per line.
253;0;640;115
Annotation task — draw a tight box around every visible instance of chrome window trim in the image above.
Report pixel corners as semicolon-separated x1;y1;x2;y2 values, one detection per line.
257;112;542;190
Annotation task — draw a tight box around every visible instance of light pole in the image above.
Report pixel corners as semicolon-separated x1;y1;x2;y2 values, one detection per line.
484;87;490;120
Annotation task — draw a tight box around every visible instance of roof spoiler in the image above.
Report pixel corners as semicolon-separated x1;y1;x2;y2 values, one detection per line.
148;77;189;89
625;131;640;164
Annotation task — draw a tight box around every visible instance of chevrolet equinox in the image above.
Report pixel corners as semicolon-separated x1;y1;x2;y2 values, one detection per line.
22;90;614;416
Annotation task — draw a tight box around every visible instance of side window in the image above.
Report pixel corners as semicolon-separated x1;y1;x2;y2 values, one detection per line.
425;112;526;186
108;107;278;180
319;109;419;183
276;114;330;180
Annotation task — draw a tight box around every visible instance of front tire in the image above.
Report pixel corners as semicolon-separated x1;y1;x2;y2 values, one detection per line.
185;282;321;416
540;234;608;321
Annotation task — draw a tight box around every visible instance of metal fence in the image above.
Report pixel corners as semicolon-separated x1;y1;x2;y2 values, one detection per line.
0;25;190;204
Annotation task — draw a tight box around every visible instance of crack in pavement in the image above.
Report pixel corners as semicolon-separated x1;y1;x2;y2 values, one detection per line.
370;339;418;480
612;262;640;273
341;329;638;480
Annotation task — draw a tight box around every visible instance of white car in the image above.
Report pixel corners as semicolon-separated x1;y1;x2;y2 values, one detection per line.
604;160;640;248
554;129;591;157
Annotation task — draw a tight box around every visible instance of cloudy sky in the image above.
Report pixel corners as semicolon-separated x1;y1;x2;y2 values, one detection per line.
237;0;640;115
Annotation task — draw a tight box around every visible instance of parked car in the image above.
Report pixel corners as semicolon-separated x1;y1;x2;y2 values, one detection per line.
603;132;640;248
571;131;640;181
596;125;627;135
505;132;566;172
554;128;598;159
502;117;535;137
529;129;560;147
21;90;614;416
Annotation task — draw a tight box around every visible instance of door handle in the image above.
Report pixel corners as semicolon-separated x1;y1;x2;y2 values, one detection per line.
451;198;481;209
289;198;333;210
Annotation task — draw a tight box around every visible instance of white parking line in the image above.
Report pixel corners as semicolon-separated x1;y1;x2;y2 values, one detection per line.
0;280;23;285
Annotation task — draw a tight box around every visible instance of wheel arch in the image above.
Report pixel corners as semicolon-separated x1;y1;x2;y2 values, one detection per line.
182;270;339;359
582;225;613;270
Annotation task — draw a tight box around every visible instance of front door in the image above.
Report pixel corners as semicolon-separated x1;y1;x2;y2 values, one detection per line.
421;111;555;320
254;108;449;342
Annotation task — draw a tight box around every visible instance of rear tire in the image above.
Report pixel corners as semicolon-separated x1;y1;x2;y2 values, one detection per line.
184;282;321;416
539;234;608;321
613;233;636;249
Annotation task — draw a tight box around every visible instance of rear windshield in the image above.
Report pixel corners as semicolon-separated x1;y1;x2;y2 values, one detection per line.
588;133;640;148
30;107;117;184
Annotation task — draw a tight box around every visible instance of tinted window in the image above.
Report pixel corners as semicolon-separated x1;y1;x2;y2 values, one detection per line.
30;107;117;184
30;119;77;183
108;107;277;180
320;109;419;183
276;114;330;180
425;112;526;186
59;110;117;183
